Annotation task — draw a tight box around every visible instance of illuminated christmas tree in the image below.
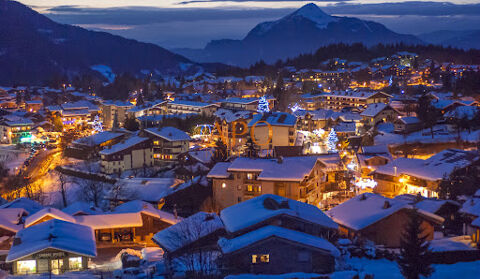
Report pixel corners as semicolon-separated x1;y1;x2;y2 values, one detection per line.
326;128;338;152
92;115;103;133
257;96;270;113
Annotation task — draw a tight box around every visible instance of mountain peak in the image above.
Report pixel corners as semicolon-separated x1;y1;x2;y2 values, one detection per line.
287;3;334;28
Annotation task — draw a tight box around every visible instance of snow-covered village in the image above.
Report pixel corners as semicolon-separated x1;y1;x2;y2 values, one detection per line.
2;1;480;278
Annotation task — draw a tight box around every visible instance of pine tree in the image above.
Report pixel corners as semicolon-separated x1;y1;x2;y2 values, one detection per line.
244;138;259;158
257;96;270;113
112;111;119;131
327;128;339;152
92;115;103;133
398;209;434;279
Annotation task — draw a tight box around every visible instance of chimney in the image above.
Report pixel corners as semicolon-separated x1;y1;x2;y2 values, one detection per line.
277;156;284;164
383;200;391;209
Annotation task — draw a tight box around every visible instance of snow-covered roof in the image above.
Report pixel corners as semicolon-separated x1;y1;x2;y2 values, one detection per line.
207;162;232;179
321;91;391;100
73;131;124;147
24;207;76;228
188;149;214;165
145;126;191;142
327;193;444;231
153;212;223;253
373;149;479;181
429;236;476;252
397;116;420;125
169;100;218;108
7;219;96;262
220;194;338;234
248;112;296;127
460;198;480;217
215;108;252;123
444;106;479;120
0;208;26;233
360;103;395;117
111;177;183;203
218;225;339;257
75;213;143;230
114;200;179;225
414;199;459;214
62;202;102;216
0;198;43;215
334;122;356;133
99;136;150;156
226;157;320;182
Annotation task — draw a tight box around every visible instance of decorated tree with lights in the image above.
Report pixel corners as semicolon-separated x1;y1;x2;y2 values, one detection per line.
257;96;270;113
92;115;103;133
326;128;338;152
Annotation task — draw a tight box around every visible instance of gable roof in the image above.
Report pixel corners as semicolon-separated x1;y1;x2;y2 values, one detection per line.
327;193;443;231
99;136;149;156
0;208;26;233
152;212;223;253
226;156;320;182
218;225;339;257
207;162;232;179
220;194;338;234
7;219;96;262
248;112;296;127
62;202;102;216
24;207;76;228
361;103;397;117
113;200;179;225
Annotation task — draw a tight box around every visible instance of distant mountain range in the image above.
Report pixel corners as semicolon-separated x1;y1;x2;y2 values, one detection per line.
419;30;480;50
174;3;423;67
0;0;196;85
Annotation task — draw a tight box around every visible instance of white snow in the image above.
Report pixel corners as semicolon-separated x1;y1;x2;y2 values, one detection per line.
218;225;340;257
153;212;223;253
429;235;476;252
99;136;150;156
7;219;96;262
90;65;115;83
0;198;44;215
144;126;191;142
220;194;338;234
290;3;337;29
0;208;26;233
24;207;76;228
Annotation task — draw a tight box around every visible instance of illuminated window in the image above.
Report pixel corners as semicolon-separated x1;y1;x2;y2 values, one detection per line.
247;185;253;192
247;173;253;180
222;183;227;188
17;260;36;274
252;254;269;264
69;257;82;270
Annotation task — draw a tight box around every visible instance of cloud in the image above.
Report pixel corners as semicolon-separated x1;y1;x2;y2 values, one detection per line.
323;1;480;16
177;0;351;4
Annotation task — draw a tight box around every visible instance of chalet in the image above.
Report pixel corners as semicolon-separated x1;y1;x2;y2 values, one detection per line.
394;116;422;134
0;208;27;242
99;136;153;174
294;109;334;132
152;212;225;259
218;195;339;275
7;220;96;275
356;145;392;177
459;191;480;245
327;193;444;247
247;112;297;150
47;101;100;129
318;91;391;111
62;202;102;217
126;100;167;118
66;131;126;160
208;156;327;210
167;100;219;117
144;126;191;163
24;100;43;113
360;103;400;126
0;198;44;215
75;200;178;244
372;149;480;198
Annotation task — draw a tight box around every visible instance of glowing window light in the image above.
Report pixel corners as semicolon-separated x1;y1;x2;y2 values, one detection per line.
355;179;377;189
17;260;36;274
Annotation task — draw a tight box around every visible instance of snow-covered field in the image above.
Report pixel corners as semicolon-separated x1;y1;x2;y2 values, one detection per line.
226;258;480;279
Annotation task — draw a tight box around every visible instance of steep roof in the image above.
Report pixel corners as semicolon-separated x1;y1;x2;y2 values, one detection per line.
73;131;124;147
99;136;149;156
153;212;223;253
62;202;102;216
7;219;96;262
24;207;76;228
207;162;232;179
218;225;339;257
220;194;338;234
113;200;179;225
327;193;444;231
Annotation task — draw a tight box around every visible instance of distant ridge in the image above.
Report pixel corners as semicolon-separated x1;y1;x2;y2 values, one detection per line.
174;3;423;67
